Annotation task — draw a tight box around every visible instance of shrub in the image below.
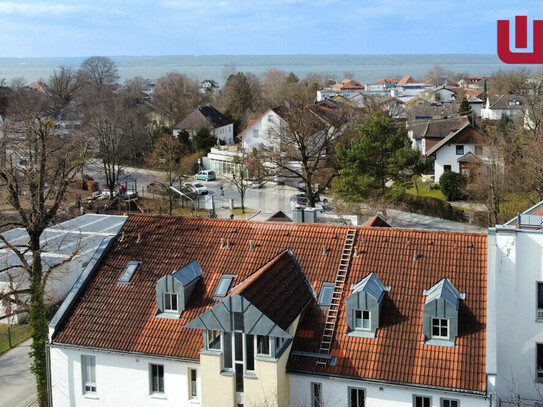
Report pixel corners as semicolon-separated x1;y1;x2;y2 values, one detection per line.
400;194;466;222
439;171;466;201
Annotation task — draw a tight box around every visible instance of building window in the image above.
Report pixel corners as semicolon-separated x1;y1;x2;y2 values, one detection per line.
432;318;449;339
208;330;221;350
253;129;259;138
354;310;370;330
81;355;96;394
311;382;322;407
444;165;451;172
441;399;459;407
537;283;543;321
150;364;164;394
214;275;234;298
189;368;197;399
456;145;464;155
349;387;365;407
414;395;431;407
318;283;335;307
164;293;178;312
537;343;543;380
257;335;270;355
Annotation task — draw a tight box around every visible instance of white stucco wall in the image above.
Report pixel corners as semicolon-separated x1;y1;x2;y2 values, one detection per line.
488;227;543;404
212;123;234;145
50;345;201;407
241;111;284;152
289;374;491;407
434;143;475;182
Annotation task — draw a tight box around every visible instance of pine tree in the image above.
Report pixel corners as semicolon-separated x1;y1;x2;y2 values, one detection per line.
458;96;473;117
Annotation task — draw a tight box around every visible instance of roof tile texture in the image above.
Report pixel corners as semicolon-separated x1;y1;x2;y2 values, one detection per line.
54;215;487;392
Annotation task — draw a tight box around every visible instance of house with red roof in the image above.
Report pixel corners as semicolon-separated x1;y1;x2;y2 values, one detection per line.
48;214;493;406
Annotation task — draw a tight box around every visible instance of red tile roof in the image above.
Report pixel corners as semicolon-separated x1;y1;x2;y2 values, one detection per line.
398;75;417;85
53;215;487;392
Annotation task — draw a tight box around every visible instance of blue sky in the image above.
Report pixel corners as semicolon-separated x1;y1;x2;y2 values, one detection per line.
0;0;541;57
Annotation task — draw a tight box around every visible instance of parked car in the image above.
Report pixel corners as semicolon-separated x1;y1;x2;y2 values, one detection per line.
290;193;321;206
195;170;216;181
243;179;263;189
184;182;209;195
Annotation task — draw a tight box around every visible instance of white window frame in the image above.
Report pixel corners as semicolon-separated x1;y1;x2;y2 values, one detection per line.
311;382;322;407
431;318;449;339
150;363;164;394
81;355;96;395
537;343;543;381
441;398;459;407
413;395;431;407
164;292;178;312
188;368;197;400
537;282;543;321
214;275;234;299
349;386;365;407
354;310;371;331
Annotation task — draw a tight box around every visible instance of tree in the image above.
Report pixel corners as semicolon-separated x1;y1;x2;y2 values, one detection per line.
336;112;421;201
193;127;217;152
152;72;201;127
43;66;81;112
0;87;85;406
458;97;474;117
425;65;455;86
225;155;250;213
218;72;262;133
148;134;188;215
262;83;347;207
85;97;130;198
78;56;119;93
439;171;466;201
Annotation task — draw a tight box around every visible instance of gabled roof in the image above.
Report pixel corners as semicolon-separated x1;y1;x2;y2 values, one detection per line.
51;215;487;392
424;278;464;308
426;121;484;157
362;215;392;228
457;151;481;164
266;211;292;222
409;118;465;141
238;107;285;139
351;272;386;302
175;105;232;130
487;94;524;110
397;75;416;85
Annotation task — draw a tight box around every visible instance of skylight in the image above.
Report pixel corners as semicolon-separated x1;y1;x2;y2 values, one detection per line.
317;282;334;306
214;275;234;298
117;261;140;285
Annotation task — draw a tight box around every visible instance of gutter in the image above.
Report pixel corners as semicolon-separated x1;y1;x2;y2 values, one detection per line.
286;369;488;397
48;342;199;364
48;235;116;341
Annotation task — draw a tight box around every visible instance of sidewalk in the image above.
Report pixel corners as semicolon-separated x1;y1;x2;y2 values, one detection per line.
0;339;37;407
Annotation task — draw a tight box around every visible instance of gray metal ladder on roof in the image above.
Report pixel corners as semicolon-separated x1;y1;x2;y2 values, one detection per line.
316;228;357;366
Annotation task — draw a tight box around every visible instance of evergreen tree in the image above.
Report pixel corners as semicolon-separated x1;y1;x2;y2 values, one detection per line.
335;113;420;201
458;96;474;117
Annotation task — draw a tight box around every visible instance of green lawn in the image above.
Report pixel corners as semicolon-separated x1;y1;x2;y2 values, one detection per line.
406;179;446;201
0;324;32;354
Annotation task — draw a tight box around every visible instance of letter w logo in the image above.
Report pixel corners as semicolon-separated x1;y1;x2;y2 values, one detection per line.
498;16;543;64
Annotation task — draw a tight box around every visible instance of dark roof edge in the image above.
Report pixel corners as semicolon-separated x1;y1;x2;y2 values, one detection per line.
49;235;116;340
286;249;317;300
285;370;487;396
47;342;199;364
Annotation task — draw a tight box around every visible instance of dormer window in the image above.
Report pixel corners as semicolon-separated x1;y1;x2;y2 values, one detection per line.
422;278;465;346
346;273;389;338
164;293;178;312
354;310;370;330
155;260;202;319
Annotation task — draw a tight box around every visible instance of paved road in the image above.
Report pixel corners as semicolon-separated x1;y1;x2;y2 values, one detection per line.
0;339;37;407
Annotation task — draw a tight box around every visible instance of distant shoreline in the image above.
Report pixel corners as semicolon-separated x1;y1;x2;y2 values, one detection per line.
0;54;522;85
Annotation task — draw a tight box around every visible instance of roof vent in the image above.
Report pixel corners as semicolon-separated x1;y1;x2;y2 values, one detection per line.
136;233;142;244
353;245;359;258
220;238;231;250
118;231;125;243
321;244;329;256
248;240;255;251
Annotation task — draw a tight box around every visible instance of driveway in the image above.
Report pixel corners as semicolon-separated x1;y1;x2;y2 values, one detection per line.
0;339;37;407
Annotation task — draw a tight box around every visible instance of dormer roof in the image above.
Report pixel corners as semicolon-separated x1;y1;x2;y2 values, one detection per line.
424;278;465;308
351;272;386;302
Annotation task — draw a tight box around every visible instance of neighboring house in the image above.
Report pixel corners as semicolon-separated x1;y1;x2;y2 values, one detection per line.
239;107;286;152
487;203;543;405
424;86;458;103
199;79;219;93
397;75;417;85
458;76;488;91
426;120;486;182
481;94;523;120
407;117;466;155
332;78;365;91
49;214;491;407
173;105;234;145
0;214;126;323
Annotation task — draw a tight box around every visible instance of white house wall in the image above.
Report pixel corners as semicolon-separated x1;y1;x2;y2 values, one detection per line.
488;227;543;404
212;123;234;145
434;143;475;182
242;111;284;152
49;345;201;407
289;374;491;407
